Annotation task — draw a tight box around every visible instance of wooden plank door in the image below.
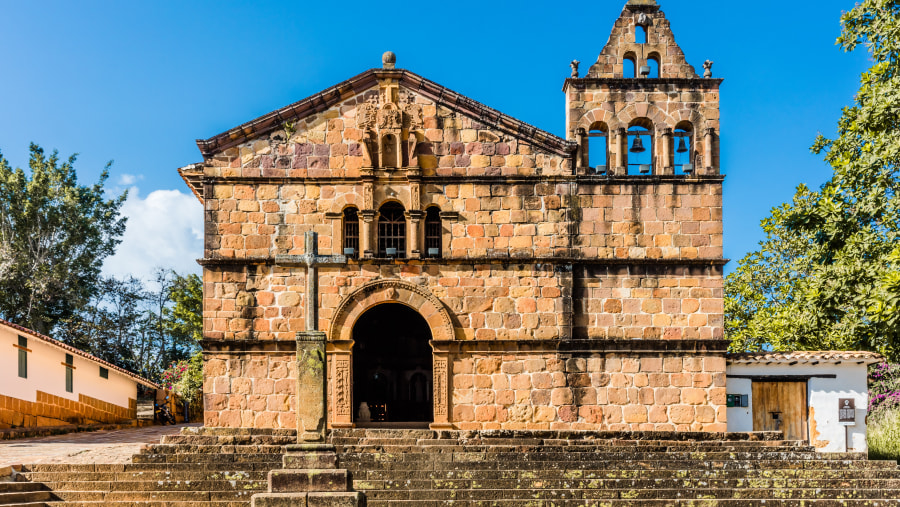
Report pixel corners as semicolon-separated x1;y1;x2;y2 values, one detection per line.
751;381;808;441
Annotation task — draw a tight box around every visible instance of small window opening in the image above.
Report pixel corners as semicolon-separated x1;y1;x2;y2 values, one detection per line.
647;57;660;78
628;125;653;175
624;57;636;78
636;25;648;44
674;125;694;175
378;202;406;258
65;353;74;393
424;207;442;258
588;126;609;174
17;336;27;379
343;207;360;259
100;366;109;379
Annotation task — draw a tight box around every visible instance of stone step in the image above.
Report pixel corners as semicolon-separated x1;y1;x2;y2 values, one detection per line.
141;444;285;455
47;503;247;507
131;453;282;464
351;477;900;491
340;450;869;460
329;429;788;442
20;463;280;474
330;439;815;452
35;479;268;492
22;471;270;482
339;458;899;471
0;489;53;504
0;483;47;493
47;489;257;502
365;501;900;506
351;469;900;480
360;487;900;501
160;435;296;446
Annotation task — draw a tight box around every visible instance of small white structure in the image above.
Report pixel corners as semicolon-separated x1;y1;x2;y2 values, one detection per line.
726;351;883;452
0;318;158;429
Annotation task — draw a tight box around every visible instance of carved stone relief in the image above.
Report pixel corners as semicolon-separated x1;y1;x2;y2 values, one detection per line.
433;357;448;418
334;358;351;417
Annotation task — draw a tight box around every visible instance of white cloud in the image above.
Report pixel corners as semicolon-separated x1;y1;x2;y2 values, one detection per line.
103;187;203;281
118;173;143;186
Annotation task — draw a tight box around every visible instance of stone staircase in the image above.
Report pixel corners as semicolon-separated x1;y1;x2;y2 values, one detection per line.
332;429;900;506
6;427;900;506
9;428;288;506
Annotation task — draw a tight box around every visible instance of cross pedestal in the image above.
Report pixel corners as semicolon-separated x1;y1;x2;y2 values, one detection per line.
252;232;364;507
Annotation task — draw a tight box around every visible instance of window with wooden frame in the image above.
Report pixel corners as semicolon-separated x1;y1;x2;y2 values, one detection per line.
424;207;442;258
342;207;359;259
65;353;74;393
378;202;406;258
17;336;27;379
100;366;109;379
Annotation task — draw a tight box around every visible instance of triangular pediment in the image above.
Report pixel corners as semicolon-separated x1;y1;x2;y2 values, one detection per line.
196;69;574;159
587;2;699;79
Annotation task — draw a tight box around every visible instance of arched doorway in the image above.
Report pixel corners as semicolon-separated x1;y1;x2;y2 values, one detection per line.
352;303;433;424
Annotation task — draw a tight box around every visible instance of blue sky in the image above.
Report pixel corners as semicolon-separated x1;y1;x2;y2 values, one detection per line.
0;0;871;279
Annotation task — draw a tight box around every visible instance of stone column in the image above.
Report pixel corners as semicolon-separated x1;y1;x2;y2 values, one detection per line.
253;331;364;507
704;128;716;175
361;210;376;259
407;210;423;259
296;331;326;443
661;128;673;175
614;128;626;176
575;128;586;173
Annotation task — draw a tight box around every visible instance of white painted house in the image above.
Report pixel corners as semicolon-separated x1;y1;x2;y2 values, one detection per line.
726;351;883;452
0;319;158;429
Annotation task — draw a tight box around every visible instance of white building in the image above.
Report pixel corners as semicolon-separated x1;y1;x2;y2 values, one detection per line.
726;351;882;452
0;318;158;429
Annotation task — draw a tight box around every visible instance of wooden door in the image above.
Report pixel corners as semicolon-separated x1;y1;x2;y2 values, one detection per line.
752;381;808;441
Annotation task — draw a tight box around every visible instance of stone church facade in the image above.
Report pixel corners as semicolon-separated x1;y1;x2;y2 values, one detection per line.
180;0;726;433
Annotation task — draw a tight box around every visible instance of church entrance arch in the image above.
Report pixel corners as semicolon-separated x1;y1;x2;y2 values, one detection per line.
328;279;454;429
353;304;432;423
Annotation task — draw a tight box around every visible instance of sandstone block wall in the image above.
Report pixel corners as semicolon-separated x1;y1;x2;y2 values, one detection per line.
202;353;297;429
450;352;726;432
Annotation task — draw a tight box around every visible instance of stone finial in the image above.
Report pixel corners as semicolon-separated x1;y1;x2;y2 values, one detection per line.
382;51;397;69
570;60;580;78
703;60;714;78
626;0;657;5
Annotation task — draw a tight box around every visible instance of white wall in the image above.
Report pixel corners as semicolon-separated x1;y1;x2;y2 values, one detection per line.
1;325;139;409
726;362;869;452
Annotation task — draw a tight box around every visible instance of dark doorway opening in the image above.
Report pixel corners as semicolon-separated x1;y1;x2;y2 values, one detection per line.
352;303;433;423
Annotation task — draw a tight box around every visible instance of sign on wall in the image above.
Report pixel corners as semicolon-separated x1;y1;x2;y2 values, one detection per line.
726;394;749;408
839;398;856;425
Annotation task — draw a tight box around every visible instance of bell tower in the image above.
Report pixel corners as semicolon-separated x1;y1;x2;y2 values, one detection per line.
564;0;721;177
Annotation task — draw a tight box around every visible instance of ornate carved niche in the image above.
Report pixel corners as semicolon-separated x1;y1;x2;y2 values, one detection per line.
355;85;423;170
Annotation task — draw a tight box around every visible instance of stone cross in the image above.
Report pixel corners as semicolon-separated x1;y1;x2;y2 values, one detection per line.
275;231;347;443
277;231;347;332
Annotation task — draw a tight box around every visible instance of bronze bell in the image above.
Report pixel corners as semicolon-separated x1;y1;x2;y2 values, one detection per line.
676;137;688;153
629;136;646;153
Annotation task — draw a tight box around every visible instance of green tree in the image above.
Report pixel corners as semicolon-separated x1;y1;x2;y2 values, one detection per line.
165;272;203;344
0;144;127;334
726;0;900;361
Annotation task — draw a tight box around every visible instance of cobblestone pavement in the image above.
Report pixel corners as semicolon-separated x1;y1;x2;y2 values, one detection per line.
0;423;199;466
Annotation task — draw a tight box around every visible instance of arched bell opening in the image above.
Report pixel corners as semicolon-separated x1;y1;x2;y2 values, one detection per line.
352;303;434;425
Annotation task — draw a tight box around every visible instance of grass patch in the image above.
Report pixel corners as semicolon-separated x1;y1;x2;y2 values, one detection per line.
868;408;900;462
